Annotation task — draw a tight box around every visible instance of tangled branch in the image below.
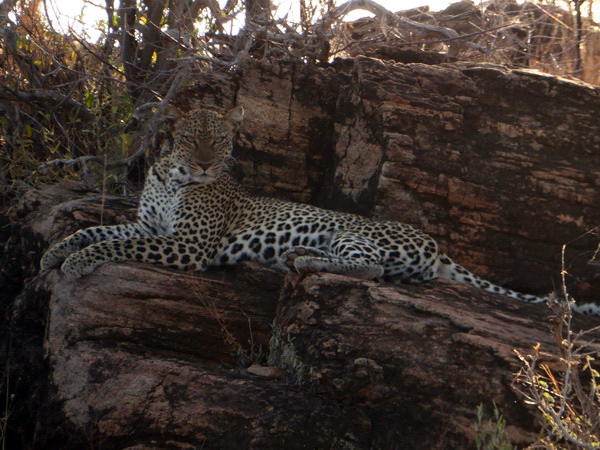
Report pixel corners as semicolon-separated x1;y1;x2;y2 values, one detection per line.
320;0;488;55
513;239;600;448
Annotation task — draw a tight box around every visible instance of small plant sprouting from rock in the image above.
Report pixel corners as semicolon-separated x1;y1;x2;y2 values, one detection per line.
474;402;516;450
268;319;310;385
514;333;600;448
187;275;264;368
513;241;600;449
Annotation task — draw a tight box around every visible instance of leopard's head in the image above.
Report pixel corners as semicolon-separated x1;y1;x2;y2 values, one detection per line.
165;106;244;185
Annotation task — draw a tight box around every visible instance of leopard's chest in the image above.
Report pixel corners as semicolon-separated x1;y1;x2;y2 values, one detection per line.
136;175;174;235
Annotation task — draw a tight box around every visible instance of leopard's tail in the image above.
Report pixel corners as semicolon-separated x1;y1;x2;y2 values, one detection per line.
436;254;600;317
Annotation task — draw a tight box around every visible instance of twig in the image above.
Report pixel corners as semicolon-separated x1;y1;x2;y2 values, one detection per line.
513;235;600;448
71;33;162;100
318;0;488;54
40;155;102;170
384;22;526;50
514;348;594;448
0;86;95;121
167;51;248;67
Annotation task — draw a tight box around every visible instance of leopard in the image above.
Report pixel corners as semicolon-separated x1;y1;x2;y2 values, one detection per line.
40;106;600;317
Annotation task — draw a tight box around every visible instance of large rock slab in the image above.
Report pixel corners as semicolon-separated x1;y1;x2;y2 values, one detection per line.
25;265;371;448
182;57;599;302
3;182;598;448
9;255;599;448
2;55;599;448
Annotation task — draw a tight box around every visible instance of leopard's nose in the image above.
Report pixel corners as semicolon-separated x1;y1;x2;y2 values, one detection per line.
198;162;212;171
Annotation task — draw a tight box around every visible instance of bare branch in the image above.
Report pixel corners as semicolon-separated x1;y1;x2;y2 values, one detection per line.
0;86;95;121
40;155;102;170
319;0;488;55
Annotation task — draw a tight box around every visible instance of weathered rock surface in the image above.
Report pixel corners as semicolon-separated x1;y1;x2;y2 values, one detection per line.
25;265;374;448
2;55;599;448
183;56;600;302
3;176;599;449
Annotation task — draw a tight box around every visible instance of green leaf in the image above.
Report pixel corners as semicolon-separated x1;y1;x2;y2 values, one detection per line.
85;91;94;109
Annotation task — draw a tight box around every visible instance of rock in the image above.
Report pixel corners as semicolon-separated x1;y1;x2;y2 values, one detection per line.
277;273;600;448
181;56;599;303
246;365;284;378
4;181;600;448
28;266;373;449
2;56;599;448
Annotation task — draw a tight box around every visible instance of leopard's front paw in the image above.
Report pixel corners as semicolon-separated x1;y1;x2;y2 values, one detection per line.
60;252;99;277
40;245;70;271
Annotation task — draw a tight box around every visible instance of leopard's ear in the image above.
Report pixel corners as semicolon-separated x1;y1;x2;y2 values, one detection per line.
222;106;244;133
162;104;185;132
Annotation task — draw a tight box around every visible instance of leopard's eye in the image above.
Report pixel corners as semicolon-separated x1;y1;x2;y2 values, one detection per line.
214;136;227;144
180;134;194;144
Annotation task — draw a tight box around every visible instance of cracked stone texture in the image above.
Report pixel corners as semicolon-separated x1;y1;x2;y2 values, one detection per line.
2;55;599;448
5;182;600;448
179;56;599;303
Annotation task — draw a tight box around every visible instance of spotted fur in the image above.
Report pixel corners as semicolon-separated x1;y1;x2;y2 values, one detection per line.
40;106;599;317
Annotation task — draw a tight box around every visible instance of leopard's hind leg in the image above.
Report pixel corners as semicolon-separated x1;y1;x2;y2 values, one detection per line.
281;230;384;279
